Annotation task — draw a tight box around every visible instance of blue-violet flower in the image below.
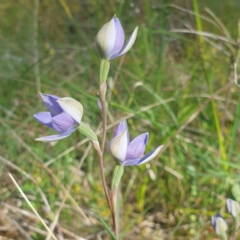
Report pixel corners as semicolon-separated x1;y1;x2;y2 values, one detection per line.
96;15;138;60
108;119;163;166
34;93;83;142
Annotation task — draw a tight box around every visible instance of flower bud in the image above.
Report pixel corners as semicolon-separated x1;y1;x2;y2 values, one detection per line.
226;198;240;218
211;213;228;235
96;15;138;60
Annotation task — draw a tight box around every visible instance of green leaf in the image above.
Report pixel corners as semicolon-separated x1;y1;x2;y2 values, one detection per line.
111;165;124;190
92;209;117;240
78;122;98;141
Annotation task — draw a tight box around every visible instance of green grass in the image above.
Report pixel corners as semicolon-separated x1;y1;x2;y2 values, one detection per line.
0;0;240;239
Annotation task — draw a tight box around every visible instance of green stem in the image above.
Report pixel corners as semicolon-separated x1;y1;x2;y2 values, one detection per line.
220;232;228;240
192;0;227;169
228;81;240;160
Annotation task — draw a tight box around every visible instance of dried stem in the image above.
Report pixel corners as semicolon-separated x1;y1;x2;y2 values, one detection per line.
8;173;57;240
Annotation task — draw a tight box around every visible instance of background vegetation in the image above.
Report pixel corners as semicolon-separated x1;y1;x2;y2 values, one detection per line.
0;0;240;239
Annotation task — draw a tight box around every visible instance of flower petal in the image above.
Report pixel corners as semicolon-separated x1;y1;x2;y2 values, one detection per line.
57;97;83;124
52;112;78;132
108;130;128;163
96;16;117;59
126;133;148;159
110;26;138;59
34;112;53;129
35;127;77;142
137;145;163;165
123;145;163;166
113;119;130;144
109;16;124;58
39;93;62;116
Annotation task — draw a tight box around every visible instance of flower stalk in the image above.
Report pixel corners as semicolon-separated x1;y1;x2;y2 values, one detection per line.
94;14;139;238
97;57;116;234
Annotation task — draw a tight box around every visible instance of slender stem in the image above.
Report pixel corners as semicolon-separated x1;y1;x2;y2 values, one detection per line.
98;93;118;235
98;59;117;237
94;143;112;211
33;0;40;93
98;83;111;208
192;0;227;169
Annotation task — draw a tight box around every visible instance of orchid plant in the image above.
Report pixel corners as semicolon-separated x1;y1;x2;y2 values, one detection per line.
34;15;163;239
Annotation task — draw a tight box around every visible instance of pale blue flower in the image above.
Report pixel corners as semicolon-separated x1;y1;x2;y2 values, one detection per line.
34;93;83;142
108;119;163;166
96;15;138;60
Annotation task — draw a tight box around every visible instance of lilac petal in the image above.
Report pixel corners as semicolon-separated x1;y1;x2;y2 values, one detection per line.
113;119;130;144
34;112;53;129
39;93;62;116
126;133;149;159
109;16;124;58
110;26;138;60
137;145;163;165
123;145;163;166
108;131;128;163
51;112;77;132
35;127;77;142
39;93;60;102
96;16;116;59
